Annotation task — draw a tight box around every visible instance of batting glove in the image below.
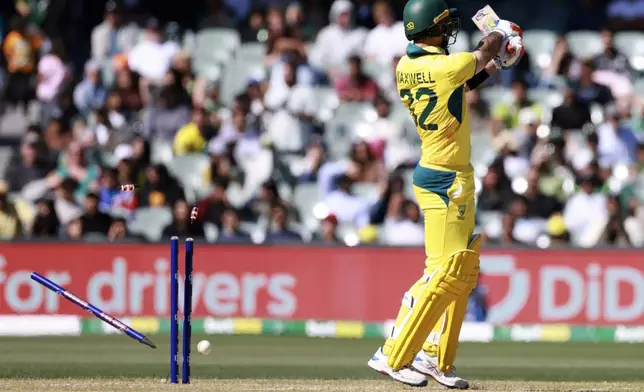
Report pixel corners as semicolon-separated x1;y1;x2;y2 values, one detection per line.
489;19;523;40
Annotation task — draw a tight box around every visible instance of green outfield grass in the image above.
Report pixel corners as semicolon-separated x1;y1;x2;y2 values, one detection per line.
0;335;643;390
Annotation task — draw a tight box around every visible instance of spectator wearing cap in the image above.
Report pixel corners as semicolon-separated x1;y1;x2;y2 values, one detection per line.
363;1;407;66
313;214;340;244
597;104;638;167
81;192;113;235
31;198;60;238
218;208;252;243
563;173;609;246
309;0;367;77
162;199;205;240
0;181;23;239
128;17;180;83
334;55;379;103
173;107;210;156
491;79;543;136
265;204;302;243
381;196;424;246
73;60;107;116
54;177;83;226
6;132;50;192
91;1;139;61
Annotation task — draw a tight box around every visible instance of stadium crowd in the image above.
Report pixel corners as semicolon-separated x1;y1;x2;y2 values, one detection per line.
1;0;644;247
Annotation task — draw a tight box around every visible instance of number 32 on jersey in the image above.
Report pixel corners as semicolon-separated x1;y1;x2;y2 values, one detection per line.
400;88;439;131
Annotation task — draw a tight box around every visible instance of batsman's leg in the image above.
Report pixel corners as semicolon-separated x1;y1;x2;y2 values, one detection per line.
382;169;477;371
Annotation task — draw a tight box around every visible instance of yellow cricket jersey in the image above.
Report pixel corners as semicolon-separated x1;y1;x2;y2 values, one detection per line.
397;43;477;171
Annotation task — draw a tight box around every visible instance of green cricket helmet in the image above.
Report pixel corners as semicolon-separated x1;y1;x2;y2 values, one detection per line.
403;0;460;48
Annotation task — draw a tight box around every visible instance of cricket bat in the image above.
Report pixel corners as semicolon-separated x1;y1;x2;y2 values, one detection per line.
471;5;500;35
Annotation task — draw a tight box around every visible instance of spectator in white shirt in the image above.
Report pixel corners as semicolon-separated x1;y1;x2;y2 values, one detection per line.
91;1;139;61
597;105;638;166
563;174;608;245
308;0;367;78
363;1;408;66
382;195;425;246
127;18;179;83
324;174;371;228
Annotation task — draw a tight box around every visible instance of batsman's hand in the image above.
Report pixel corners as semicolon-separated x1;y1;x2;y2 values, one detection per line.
496;35;525;69
489;19;523;40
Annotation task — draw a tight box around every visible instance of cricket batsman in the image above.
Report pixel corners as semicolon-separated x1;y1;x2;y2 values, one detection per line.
367;0;524;388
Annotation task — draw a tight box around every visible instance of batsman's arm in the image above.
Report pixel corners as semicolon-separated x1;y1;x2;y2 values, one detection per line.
473;32;504;73
465;59;500;91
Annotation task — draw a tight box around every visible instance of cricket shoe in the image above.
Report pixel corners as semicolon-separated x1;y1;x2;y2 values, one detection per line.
412;350;469;389
367;347;428;387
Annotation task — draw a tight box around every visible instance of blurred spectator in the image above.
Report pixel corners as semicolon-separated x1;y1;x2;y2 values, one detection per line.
598;104;638;166
594;28;632;76
198;176;230;228
501;196;546;245
478;164;515;212
173;107;209;155
53;177;83;225
106;91;127;130
73;60;107;116
314;213;340;243
128;18;179;83
369;174;405;224
514;108;541;159
551;85;592;131
264;6;308;67
81;192;112;234
370;95;418;171
377;55;402;104
162;199;205;239
31;198;60;238
571;60;614;106
348;141;388;184
309;0;367;77
291;136;326;182
251;180;300;223
0;182;24;239
285;2;316;42
240;7;266;43
37;39;67;112
107;217;145;242
114;70;143;113
142;84;191;141
218;208;252;243
265;57;317;152
363;1;407;66
139;164;185;208
547;36;581;81
201;0;237;28
467;90;491;134
491;79;543;136
65;217;84;240
563;174;608;245
599;195;631;245
55;141;100;200
97;167;120;213
3;16;36;109
91;1;138;62
523;168;563;219
334;55;379;103
323;174;371;228
265;204;302;242
381;196;424;246
6;132;50;192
